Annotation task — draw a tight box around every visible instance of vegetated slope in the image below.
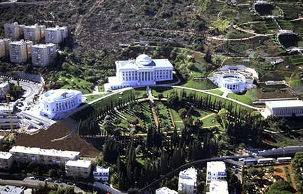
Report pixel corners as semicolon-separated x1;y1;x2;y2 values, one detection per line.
14;122;100;158
0;0;207;51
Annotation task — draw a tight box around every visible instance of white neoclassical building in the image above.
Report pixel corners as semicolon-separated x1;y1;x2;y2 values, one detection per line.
208;65;257;93
262;100;303;118
104;54;173;91
39;89;82;119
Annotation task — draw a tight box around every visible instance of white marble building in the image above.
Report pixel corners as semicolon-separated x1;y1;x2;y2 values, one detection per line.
39;89;82;119
178;167;197;194
104;54;173;91
208;65;257;93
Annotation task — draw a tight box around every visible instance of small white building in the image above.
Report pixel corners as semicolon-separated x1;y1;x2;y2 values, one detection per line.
208;65;257;93
104;54;173;91
156;187;178;194
206;181;229;194
39;89;82;119
65;160;92;178
93;166;110;181
0;152;14;169
263;100;303;118
206;161;227;183
178;167;197;194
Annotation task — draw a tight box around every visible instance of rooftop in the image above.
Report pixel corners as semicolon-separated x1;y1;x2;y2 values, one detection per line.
41;89;82;102
0;152;13;159
0;185;24;194
265;100;303;108
156;187;178;194
207;161;226;172
9;146;80;158
65;159;92;168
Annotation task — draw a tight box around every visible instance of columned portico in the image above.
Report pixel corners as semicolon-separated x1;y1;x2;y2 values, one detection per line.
105;54;173;90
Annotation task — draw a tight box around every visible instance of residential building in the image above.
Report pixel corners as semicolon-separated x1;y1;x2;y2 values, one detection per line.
45;26;68;44
9;40;32;64
206;181;229;194
206;161;227;183
156;187;178;194
0;185;24;194
0;39;11;57
39;89;83;120
4;22;22;40
0;152;14;169
65;160;92;178
104;54;173;91
24;24;45;43
208;65;258;93
263;100;303;118
178;167;197;194
0;40;4;58
0;136;3;151
9;146;80;165
0;113;20;130
93;166;110;181
31;43;57;66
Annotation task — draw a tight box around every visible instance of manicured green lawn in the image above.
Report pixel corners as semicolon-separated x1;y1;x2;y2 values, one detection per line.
208;89;224;96
85;94;108;103
227;93;253;105
58;75;93;94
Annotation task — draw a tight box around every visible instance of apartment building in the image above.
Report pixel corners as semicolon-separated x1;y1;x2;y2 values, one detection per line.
65;160;92;178
24;24;45;43
9;146;80;165
45;26;68;44
206;161;227;183
4;22;23;40
178;167;197;194
0;136;3;151
31;43;57;66
0;152;14;169
93;166;110;181
9;40;32;64
0;38;11;58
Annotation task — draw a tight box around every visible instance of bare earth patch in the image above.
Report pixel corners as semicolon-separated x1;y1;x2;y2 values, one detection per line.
14;122;100;158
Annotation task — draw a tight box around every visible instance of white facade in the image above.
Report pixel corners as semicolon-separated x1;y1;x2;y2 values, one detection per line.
178;167;197;194
0;113;20;130
156;187;178;194
206;161;227;183
9;40;32;64
65;160;92;178
24;24;45;43
263;100;303;118
45;26;68;44
93;166;110;181
4;22;22;40
39;89;82;119
0;152;14;169
105;54;173;90
208;65;257;93
9;146;80;165
206;181;229;194
31;43;57;66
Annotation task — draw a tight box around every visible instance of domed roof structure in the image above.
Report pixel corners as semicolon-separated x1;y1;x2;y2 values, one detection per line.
136;54;155;66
